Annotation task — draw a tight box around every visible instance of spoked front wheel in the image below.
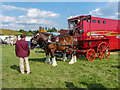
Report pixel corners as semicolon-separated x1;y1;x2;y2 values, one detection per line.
97;42;110;60
86;49;96;61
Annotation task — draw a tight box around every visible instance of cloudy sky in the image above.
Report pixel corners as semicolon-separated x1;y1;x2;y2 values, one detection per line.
1;0;119;31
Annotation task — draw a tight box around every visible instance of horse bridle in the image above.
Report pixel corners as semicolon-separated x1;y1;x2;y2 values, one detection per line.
31;32;39;45
32;32;48;49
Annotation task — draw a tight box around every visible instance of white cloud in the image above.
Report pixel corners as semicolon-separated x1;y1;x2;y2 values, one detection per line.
27;8;60;18
1;14;59;30
1;4;60;30
16;8;60;29
18;15;26;19
116;12;120;15
68;15;81;19
1;15;16;23
2;5;27;11
17;15;58;27
68;16;74;19
89;2;118;19
2;5;60;18
1;23;30;30
68;2;118;19
89;8;102;15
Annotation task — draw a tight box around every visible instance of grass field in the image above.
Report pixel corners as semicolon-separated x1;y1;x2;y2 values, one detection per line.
2;45;119;88
0;29;22;35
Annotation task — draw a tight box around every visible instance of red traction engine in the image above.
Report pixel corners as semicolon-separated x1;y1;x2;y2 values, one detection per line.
76;34;110;61
67;15;112;61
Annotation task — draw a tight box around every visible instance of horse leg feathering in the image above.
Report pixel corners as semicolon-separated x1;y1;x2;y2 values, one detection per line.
61;53;67;61
69;54;75;64
44;55;51;64
73;55;77;63
69;53;77;64
51;57;57;66
50;49;57;66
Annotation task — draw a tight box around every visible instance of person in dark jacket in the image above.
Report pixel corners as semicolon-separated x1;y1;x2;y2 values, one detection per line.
15;33;31;74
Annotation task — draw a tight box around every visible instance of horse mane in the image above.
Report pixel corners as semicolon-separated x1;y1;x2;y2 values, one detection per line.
37;31;58;43
38;32;48;41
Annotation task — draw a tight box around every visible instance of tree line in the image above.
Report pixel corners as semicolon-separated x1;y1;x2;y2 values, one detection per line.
19;27;59;36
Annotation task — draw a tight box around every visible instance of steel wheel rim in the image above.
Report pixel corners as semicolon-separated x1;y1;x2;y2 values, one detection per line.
86;49;96;61
97;42;110;60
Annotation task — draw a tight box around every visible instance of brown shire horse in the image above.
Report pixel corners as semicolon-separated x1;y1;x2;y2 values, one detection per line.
30;31;78;66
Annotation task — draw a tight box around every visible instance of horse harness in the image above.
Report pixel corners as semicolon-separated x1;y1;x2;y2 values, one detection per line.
33;32;77;50
48;34;77;49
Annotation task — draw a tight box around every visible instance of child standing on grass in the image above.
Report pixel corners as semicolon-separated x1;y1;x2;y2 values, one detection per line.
15;33;31;74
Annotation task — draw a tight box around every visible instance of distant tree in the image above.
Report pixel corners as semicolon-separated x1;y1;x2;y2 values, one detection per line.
42;27;44;30
19;29;24;32
47;27;57;32
33;30;37;33
47;28;51;32
29;30;32;33
18;29;33;36
39;26;42;30
51;27;57;32
45;27;47;30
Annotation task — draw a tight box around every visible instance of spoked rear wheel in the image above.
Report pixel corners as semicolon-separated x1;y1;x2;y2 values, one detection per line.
86;49;96;61
97;42;110;60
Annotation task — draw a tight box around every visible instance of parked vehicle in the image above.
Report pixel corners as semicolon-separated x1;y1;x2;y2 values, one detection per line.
58;15;119;61
32;15;119;61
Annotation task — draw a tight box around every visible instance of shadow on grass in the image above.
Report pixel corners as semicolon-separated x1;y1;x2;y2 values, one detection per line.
95;57;100;59
111;65;120;69
80;82;107;89
65;81;78;89
65;81;106;89
29;58;45;62
29;57;63;62
10;65;20;73
77;55;99;61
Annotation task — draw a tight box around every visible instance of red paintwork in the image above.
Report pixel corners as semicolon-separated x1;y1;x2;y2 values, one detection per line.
55;15;118;61
86;49;96;61
68;15;120;50
97;42;110;59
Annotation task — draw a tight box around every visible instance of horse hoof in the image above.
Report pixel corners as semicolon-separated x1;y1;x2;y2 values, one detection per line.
74;60;77;63
61;59;66;61
49;62;52;65
44;61;47;63
52;64;57;66
69;61;74;64
44;61;50;64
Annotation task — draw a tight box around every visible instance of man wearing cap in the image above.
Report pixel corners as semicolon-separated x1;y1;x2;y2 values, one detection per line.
15;33;31;74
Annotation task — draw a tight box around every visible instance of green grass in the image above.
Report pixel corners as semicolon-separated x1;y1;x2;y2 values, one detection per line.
0;29;33;36
0;29;22;35
2;45;119;88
